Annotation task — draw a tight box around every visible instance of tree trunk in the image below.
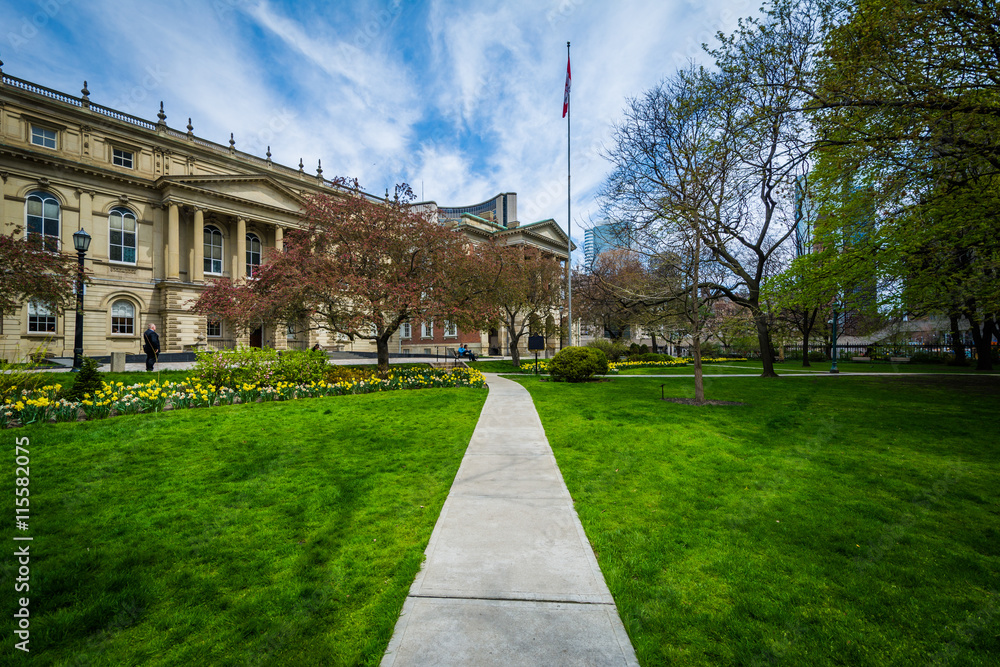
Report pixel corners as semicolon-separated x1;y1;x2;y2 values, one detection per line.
691;229;704;403
508;333;522;368
967;313;995;371
948;314;968;366
650;333;659;354
753;308;779;377
376;336;391;373
801;324;812;367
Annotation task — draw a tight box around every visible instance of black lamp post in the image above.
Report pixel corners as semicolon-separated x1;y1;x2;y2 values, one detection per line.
830;301;841;374
71;228;91;372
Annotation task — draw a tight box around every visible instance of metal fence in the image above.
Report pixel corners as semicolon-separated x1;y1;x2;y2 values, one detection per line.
778;343;978;360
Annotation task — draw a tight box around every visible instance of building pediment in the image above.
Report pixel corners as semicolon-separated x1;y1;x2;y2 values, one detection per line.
157;174;309;214
499;219;577;253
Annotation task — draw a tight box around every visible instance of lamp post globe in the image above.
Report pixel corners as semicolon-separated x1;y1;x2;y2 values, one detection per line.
72;229;91;372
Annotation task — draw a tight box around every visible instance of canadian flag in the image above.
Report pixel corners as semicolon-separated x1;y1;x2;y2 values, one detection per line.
562;55;571;118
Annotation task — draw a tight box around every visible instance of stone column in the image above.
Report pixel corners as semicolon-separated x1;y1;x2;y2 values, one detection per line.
0;172;8;235
192;208;204;282
77;189;93;248
236;217;247;280
166;203;180;280
274;225;283;252
152;204;165;280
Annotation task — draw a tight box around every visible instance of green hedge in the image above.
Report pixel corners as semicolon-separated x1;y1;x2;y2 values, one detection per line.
548;346;609;382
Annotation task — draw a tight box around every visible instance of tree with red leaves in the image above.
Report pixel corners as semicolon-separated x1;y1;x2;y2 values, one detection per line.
194;179;483;371
466;240;564;368
0;232;80;339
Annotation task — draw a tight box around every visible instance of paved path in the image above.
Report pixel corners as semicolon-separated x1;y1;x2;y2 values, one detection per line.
381;374;638;666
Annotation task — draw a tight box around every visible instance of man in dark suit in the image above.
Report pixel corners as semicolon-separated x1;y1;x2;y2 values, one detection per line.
142;323;160;371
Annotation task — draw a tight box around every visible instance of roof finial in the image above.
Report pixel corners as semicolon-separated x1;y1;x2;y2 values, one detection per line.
316;159;323;179
186;117;194;137
229;133;236;154
80;81;90;108
298;158;304;174
157;101;167;124
265;146;272;165
0;56;5;77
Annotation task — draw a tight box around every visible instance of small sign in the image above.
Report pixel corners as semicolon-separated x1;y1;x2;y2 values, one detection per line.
527;335;545;352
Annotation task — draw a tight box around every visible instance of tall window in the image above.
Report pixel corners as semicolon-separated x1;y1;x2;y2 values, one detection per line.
27;302;56;333
109;207;137;263
246;233;261;276
207;319;222;338
444;321;458;338
400;323;411;339
25;191;60;251
30;125;56;149
110;300;135;334
204;225;223;274
421;321;434;338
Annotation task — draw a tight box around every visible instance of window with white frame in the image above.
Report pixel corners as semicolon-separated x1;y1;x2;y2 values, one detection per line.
112;148;134;169
204;225;223;274
109;207;137;263
443;321;458;337
400;323;411;339
27;302;56;333
207;319;222;337
110;300;135;334
421;321;434;338
246;233;262;276
30;125;56;149
25;191;60;251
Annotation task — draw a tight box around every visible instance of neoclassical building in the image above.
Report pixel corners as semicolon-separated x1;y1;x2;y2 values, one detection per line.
0;65;572;361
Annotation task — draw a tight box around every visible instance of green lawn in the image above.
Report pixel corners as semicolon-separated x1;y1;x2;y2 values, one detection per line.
612;360;999;375
5;388;486;665
512;374;1000;666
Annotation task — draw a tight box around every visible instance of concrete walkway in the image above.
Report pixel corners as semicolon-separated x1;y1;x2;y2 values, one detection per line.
381;374;638;666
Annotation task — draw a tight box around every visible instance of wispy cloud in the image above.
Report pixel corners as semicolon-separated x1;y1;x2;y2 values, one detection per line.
0;0;752;251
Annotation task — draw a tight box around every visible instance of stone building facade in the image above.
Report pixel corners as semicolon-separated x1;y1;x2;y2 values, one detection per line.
0;67;572;361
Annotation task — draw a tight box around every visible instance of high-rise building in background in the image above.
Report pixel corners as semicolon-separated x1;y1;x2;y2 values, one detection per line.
583;222;632;268
794;174;815;257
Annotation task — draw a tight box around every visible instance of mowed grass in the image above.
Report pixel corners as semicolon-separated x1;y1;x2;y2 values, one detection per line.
613;360;1000;375
511;374;1000;666
4;388;486;665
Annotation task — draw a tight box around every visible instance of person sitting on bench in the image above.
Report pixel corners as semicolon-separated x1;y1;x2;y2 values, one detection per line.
457;345;477;362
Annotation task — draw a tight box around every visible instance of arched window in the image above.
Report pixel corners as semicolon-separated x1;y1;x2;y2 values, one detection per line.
25;191;60;251
110;300;135;334
27;301;56;333
246;233;261;276
204;225;223;274
109;207;137;263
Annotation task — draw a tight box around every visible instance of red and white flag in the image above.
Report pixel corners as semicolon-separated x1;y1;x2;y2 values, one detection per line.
562;55;572;118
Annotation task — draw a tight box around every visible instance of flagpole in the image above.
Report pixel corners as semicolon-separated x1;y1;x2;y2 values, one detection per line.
566;40;572;348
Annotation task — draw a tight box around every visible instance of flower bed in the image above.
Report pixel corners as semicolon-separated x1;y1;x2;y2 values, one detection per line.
518;357;748;374
0;368;486;429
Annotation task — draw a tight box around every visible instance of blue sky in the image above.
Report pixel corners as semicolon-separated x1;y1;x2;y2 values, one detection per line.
1;0;753;261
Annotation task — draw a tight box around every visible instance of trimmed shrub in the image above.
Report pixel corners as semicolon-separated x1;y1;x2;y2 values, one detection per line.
65;357;104;401
275;349;329;383
548;346;609;382
586;338;628;362
808;350;826;362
